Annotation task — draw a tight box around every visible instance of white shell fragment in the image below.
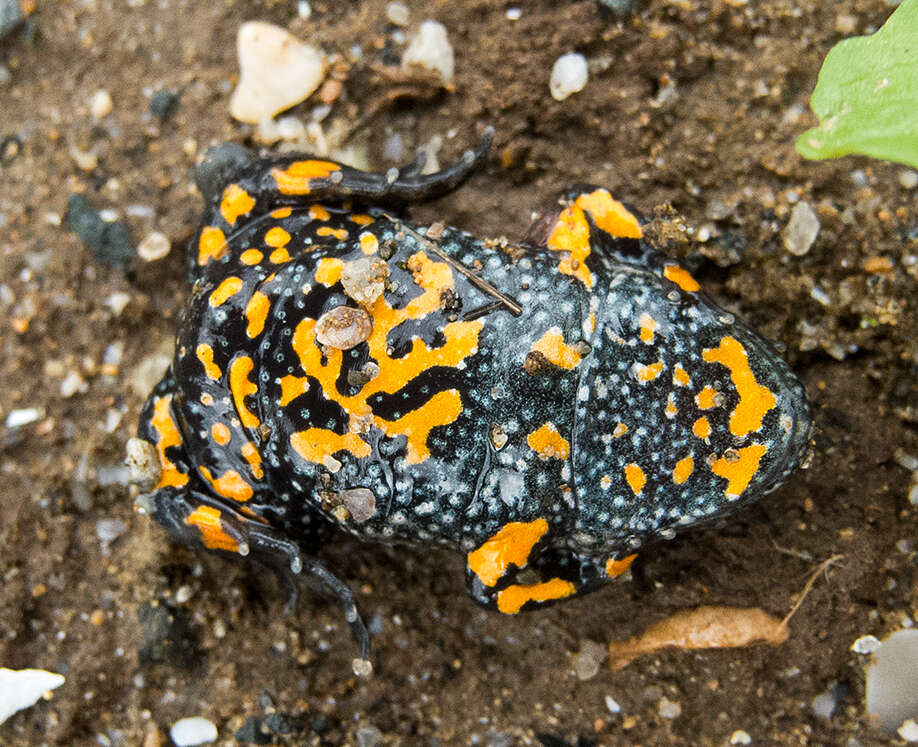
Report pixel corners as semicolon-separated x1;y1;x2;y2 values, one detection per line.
169;716;218;746
229;21;327;124
866;629;918;733
550;52;588;101
0;668;65;725
402;21;454;86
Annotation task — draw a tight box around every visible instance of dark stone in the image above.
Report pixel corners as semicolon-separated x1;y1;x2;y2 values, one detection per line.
150;89;181;122
193;142;254;204
67;194;135;269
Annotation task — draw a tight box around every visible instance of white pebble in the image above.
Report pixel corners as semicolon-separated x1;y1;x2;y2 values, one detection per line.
729;730;752;745
604;695;621;714
105;291;132;316
70;147;98;172
5;408;42;428
0;668;65;725
169;716;218;746
60;370;89;398
403;21;454;86
898;170;918;189
255;114;307;145
506;7;522;20
851;635;882;655
658;696;682;719
572;640;606;680
900;719;918;742
229;21;328;124
137;231;171;262
90;89;113;119
866;629;918;733
783;201;820;256
297;1;311;19
550;52;589;101
386;2;410;26
811;685;838;719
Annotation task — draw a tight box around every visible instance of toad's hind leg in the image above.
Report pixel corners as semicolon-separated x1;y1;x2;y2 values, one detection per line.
139;487;371;668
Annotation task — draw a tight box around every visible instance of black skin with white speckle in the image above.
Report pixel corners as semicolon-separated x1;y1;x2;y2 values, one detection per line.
135;129;812;664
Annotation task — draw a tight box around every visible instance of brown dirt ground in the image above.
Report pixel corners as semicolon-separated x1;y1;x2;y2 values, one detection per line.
1;0;917;745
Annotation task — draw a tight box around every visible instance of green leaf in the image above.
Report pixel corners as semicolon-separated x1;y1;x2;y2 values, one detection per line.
796;0;918;169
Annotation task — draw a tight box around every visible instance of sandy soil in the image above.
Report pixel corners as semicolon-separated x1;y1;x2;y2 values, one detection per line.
1;0;916;744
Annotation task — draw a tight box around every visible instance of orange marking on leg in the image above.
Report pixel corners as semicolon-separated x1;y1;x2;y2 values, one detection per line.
624;463;646;495
240;248;263;266
197;226;227;265
467;519;549;587
269;247;292;264
529;327;583;369
195;343;222;380
693;416;711;440
695;385;718;410
711;444;767;498
289;429;370;463
229;355;260;429
673;364;691;387
264;226;290;247
209;276;243;307
497;578;576;614
575;188;642;239
219;184;255;226
547;205;593;288
211;422;231;446
200;466;254;502
359;232;379;254
605;554;637;579
271;207;292;218
316;226;349;241
309;204;330;221
663;263;701;292
184;505;239;552
638;313;658;343
350;213;374;226
245;291;270;338
150;395;189;489
526;422;570;460
279;374;310;406
241;441;264;480
703;337;777;437
315;257;343;286
634;360;665;382
271;160;340;195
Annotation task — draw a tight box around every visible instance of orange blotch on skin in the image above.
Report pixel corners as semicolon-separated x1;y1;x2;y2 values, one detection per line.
350;213;374;226
527;422;571;460
639;313;658;344
703;337;776;437
711;444;767;498
359;232;379;254
197;226;227;265
635;360;665;382
497;578;576;614
664;392;678;419
663;264;701;292
576;188;642;239
693;416;711;440
613;422;628;438
271;160;340;195
600;474;612;490
547;204;593;288
382;389;463;464
229;355;260;429
240;249;263;266
271;207;292;218
673;455;694;484
673;364;691;387
309;204;330;221
269;247;292;264
184;505;238;552
150;395;189;489
530;327;583;370
264;226;291;248
196;343;222;380
219;183;255;226
605;554;637;579
279;374;310;406
290;429;370;463
315;257;343;286
209;276;243;307
245;291;270;338
241;441;264;480
625;463;646;495
316;226;349;241
695;386;718;410
467;519;549;587
211;422;231;446
200;466;253;502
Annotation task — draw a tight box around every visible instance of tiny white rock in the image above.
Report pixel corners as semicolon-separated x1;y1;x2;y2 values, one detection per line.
169;716;218;746
900;719;918;742
229;21;327;124
851;634;882;655
729;730;752;745
783;201;820;256
550;53;588;101
137;231;171;262
386;1;410;26
0;668;65;725
402;21;454;86
5;408;42;428
90;89;113;119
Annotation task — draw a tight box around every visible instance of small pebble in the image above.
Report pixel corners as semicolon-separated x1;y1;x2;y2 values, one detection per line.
900;720;918;742
866;629;918;733
898;170;918;189
572;639;606;680
506;7;522;20
297;1;311;19
229;21;327;124
150;89;181;121
5;408;42;428
68;194;135;269
96;518;128;550
402;21;454;86
783;201;820;256
851;635;882;655
811;683;838;719
70;147;99;172
658;696;681;719
137;231;171;262
105;291;132;316
604;695;621;714
90;89;113;119
0;0;23;40
169;717;218;746
382;131;406;163
356;724;383;747
729;730;752;746
550;53;588;101
254;115;307;145
386;2;410;26
0;668;66;725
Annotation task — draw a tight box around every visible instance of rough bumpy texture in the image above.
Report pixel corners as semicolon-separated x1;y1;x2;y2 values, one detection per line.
135;132;812;661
